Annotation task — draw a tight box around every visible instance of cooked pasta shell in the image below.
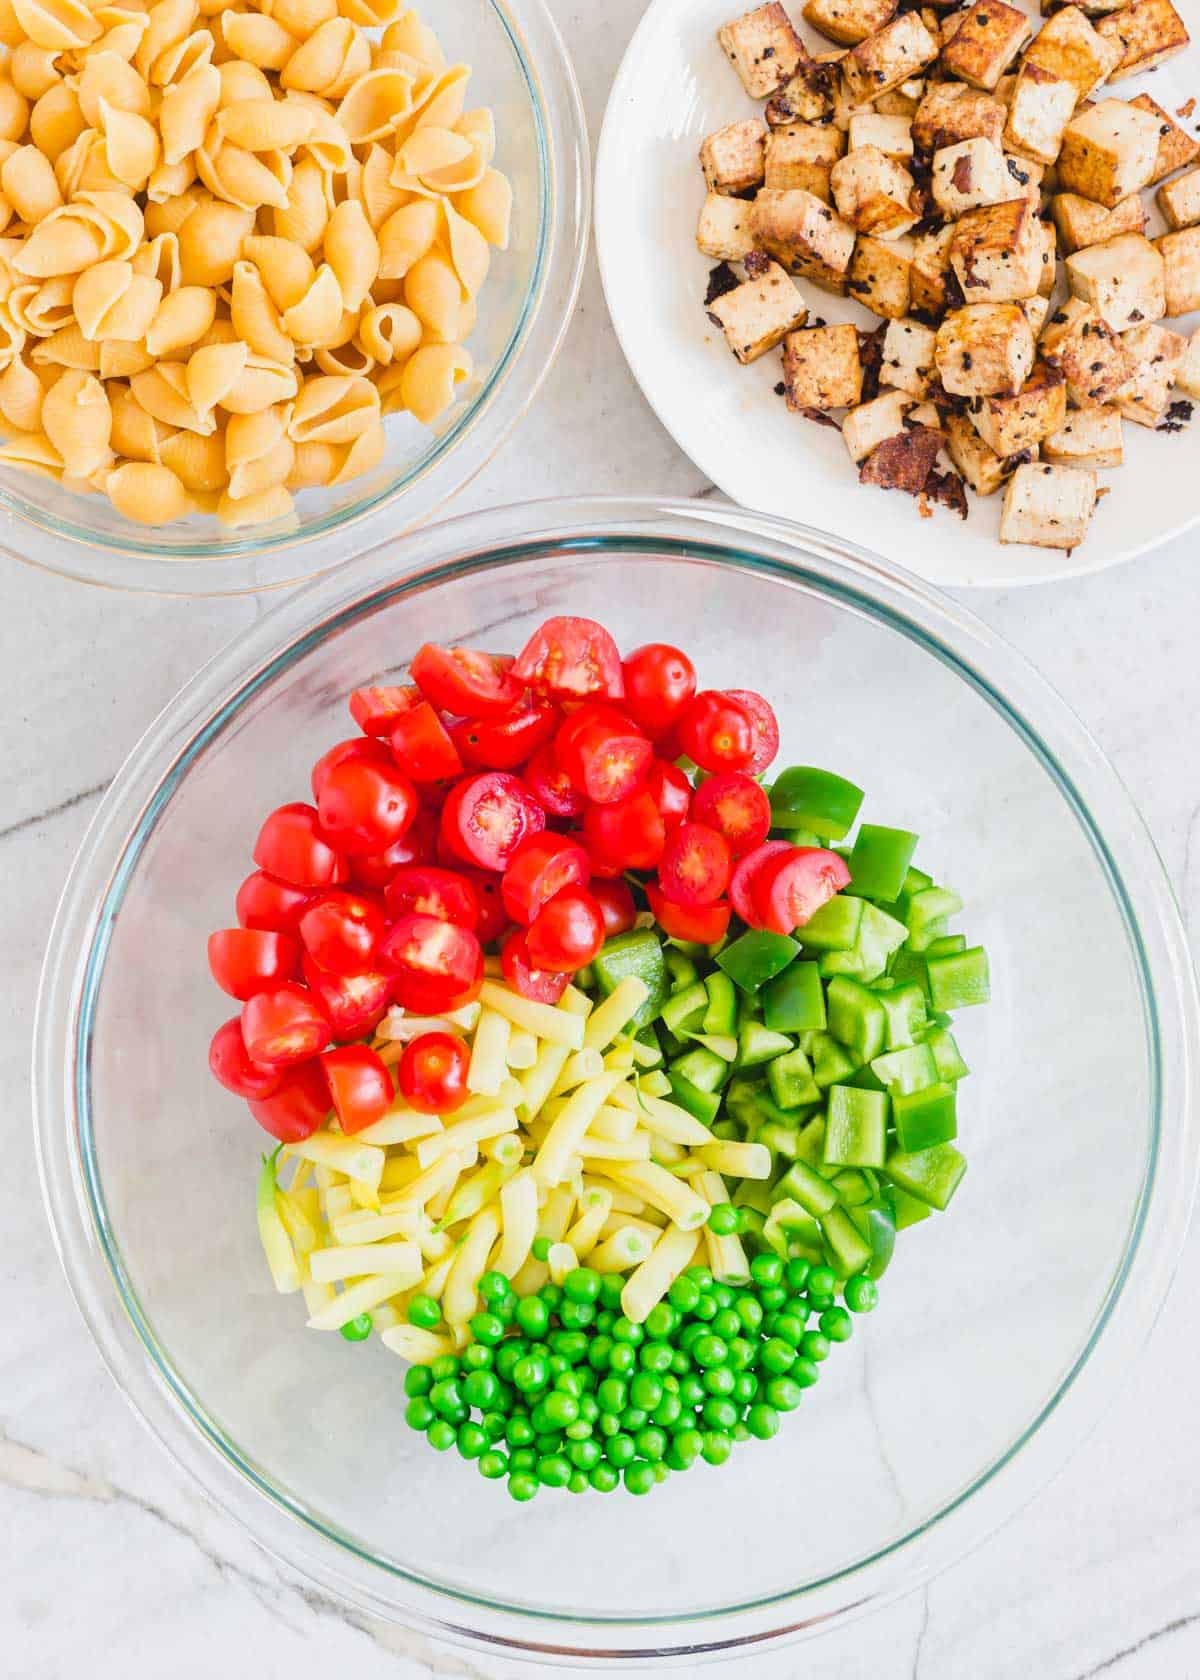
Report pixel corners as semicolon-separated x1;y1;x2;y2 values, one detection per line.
0;428;63;478
381;11;444;70
192;316;239;349
11;43;64;101
97;99;160;189
281;262;341;346
285;435;338;488
85;13;149;62
336;67;414;144
0;299;24;372
160;62;220;166
323;198;378;313
108;384;172;458
359;142;409;230
106;459;191;522
220;8;294;71
330;412;383;482
144;282;215;358
159;423;226;489
403;251;460;341
197;135;292;212
186;337;247;412
145;185;207;239
131;361;215;432
288;371;378;443
0;0;25;46
271;154;328;253
150;26;212;85
398;340;470;426
442;201;489;298
147;157;196;204
0;354;44;430
280;18;368;99
226;418;293;498
0;80;28;146
135;0;198;82
77;50;151;125
41;366;111;474
133;231;182;293
1;146;63;225
269;0;334;37
313;338;372;377
241;234;313;312
54;130;123;198
454;168;510;250
410;64;469;133
74;260;162;341
13;212;106;277
99;338;155;377
72;190;145;259
296;105;351;174
338;0;400;27
29;83;84;161
395;125;470;182
220;352;297;414
376;197;437;280
217;99;314;152
216;479;292;524
356;300;419;366
229;258;292;362
13;0;102;51
216;59;273;107
177;198;252;285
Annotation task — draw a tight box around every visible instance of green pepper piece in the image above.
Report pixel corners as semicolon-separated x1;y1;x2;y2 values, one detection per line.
761;960;826;1034
826;976;887;1062
846;1064;887;1093
768;766;865;840
895;865;934;917
831;1168;873;1207
702;971;738;1037
686;1031;739;1063
593;931;667;1028
757;1119;801;1159
927;946;990;1011
871;1042;939;1094
923;933;967;960
819;1206;872;1276
774;1158;837;1217
847;825;920;902
732;1177;774;1216
923;1026;969;1082
824;1086;889;1168
905;887;964;952
888;948;930;1000
761;1197;820;1259
805;1030;860;1089
795;896;863;952
766;1045;821;1110
669;1046;729;1095
849;1198;897;1278
885;1141;967;1210
873;980;928;1050
716;929;800;994
793;1114;826;1165
666;1071;722;1126
659;980;708;1036
817;902;908;982
736;1019;795;1069
665;949;698;991
892;1082;957;1152
889;1186;933;1229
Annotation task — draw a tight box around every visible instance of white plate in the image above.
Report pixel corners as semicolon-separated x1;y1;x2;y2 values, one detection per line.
596;0;1200;586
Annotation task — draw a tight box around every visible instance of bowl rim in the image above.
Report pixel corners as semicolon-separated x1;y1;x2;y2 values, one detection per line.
0;0;589;598
34;495;1200;1660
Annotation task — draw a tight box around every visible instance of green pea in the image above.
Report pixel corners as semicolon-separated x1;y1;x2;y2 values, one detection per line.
509;1447;537;1473
611;1316;643;1345
469;1311;505;1346
495;1341;527;1380
608;1343;636;1375
691;1294;718;1323
605;1432;636;1468
513;1354;549;1393
784;1294;811;1322
707;1202;739;1236
538;1454;572;1488
565;1418;593;1442
594;1310;616;1333
427;1420;457;1451
644;1302;677;1340
407;1294;441;1329
701;1430;733;1466
667;1428;704;1469
701;1397;738;1432
559;1300;595;1330
734;1422;751;1443
478;1450;508;1480
844;1274;878;1313
750;1253;783;1288
711;1308;741;1341
623;1459;656;1496
758;1284;788;1312
430;1354;459;1381
429;1378;464;1418
493;1290;517;1323
462;1343;493;1371
765;1377;803;1412
678;1375;706;1408
531;1236;552;1261
711;1284;734;1309
636;1426;667;1462
736;1296;763;1334
460;1371;496;1409
516;1296;550;1338
801;1331;831;1363
784;1258;812;1292
506;1413;534;1446
668;1276;701;1314
403;1366;432;1398
746;1403;779;1440
620;1407;648;1432
540;1283;564;1312
597;1377;627;1414
339;1312;372;1342
807;1265;837;1299
579;1395;600;1423
457;1422;488;1459
598;1413;620;1439
588;1334;614;1371
599;1274;625;1309
726;1336;755;1371
791;1356;820;1388
590;1462;620;1492
569;1438;602;1470
773;1314;805;1348
670;1349;691;1375
702;1366;735;1398
405;1397;435;1431
692;1334;729;1368
568;1470;590;1494
654;1461;670;1483
563;1266;601;1303
760;1337;795;1375
819;1306;853;1342
541;1391;580;1428
639;1341;673;1375
478;1269;511;1305
685;1265;713;1289
629;1373;663;1411
507;1472;539;1502
652;1391;683;1429
733;1372;758;1405
678;1321;708;1352
555;1370;585;1398
482;1411;507;1441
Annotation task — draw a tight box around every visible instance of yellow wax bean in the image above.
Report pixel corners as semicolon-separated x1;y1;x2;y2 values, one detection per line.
621;1224;702;1324
479;979;587;1047
583;975;649;1051
355;1109;443;1146
512;1182;574;1295
550;1047;605;1096
588;1225;653;1275
698;1140;772;1180
416;1108;517;1166
532;1071;622;1187
636;1092;715;1147
291;1129;385;1188
494;1167;538;1278
308;1240;421;1283
467;1006;511;1096
599;1160;711;1229
697;1167;751;1285
506;1026;538;1069
588;1104;638;1143
380;1323;456;1364
306;1268;422;1331
563;1186;612;1258
442;1206;501;1325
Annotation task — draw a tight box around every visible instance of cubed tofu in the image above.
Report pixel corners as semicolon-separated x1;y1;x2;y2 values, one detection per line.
932;137;1018;214
906;399;942;430
941;1;1032;90
848;112;914;163
718;4;808;99
1042;406;1124;467
1051;191;1146;252
968;361;1068;453
701;119;768;195
1023;6;1123;101
879;316;937;394
912;85;1005;154
707;261;809;362
1096;0;1189;79
802;0;897;47
951;197;1047;302
1115;321;1188;425
1177;332;1200;399
875;78;925;117
841;388;913;462
1158;168;1200;233
1155;227;1200;317
1003;65;1079;165
764;123;846;198
782;322;864;408
910;223;957;314
1058;99;1162;208
830;145;920;234
936;302;1036;394
842;13;939;102
1021;294;1052;335
1066;233;1165;330
1040;295;1139;402
766;60;840;125
1000;461;1098;548
945;410;1032;492
846;231;915;316
752;187;857;288
697;193;757;260
1128;93;1200;185
1036;215;1059;296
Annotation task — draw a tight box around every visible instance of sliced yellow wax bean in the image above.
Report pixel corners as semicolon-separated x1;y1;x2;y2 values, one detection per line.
588;1225;653;1275
494;1168;538;1278
382;1151;464;1214
443;1206;501;1325
291;1130;385;1188
588;1104;639;1144
563;1186;612;1258
381;1323;456;1364
355;1109;443;1146
697;1140;772;1180
548;1241;578;1284
583;1177;645;1215
532;1071;622;1187
697;1167;752;1285
308;1240;421;1283
635;1092;715;1147
416;1108;517;1167
599;1160;711;1230
331;1206;422;1245
550;1047;605;1096
467;1006;511;1096
582;975;649;1051
577;1132;652;1162
479;979;587;1047
306;1268;422;1331
275;1189;319;1255
621;1224;702;1324
506;1026;538;1069
301;1275;337;1318
512;1182;575;1295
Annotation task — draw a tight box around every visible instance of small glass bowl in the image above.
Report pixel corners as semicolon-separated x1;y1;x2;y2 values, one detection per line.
1;0;587;596
34;498;1200;1660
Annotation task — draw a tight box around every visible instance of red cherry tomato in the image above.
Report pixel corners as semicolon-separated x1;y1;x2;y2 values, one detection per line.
501;833;591;926
590;878;637;936
298;890;386;976
450;695;560;771
501;929;570;1003
316;760;417;855
554;705;652;805
398;1031;470;1114
751;847;851;935
644;759;692;830
253;802;348;888
248;1059;330;1143
463;869;510;943
236;870;313;933
241;982;332;1066
209;1017;283;1100
583;786;666;871
676;691;756;773
513;615;624;702
207;928;300;1001
345;807;438;889
524;743;586;818
302;954;393;1040
390;701;464;782
311;735;392;801
349;684;421;737
321;1044;393;1133
384;865;480;930
441;771;542;872
726;689;780;776
729;839;794;923
657;822;732;908
621;643;697;736
646;883;732;944
525;888;605;972
379;912;484;1011
410;644;523;717
691;772;771;856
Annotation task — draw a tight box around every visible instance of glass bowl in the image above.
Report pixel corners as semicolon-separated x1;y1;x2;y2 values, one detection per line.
34;497;1200;1661
2;0;587;598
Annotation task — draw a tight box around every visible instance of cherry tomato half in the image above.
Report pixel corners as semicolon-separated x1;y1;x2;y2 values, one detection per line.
656;822;732;908
644;759;691;830
450;695;560;772
525;888;605;972
398;1031;470;1114
750;847;851;935
583;786;666;872
726;689;780;776
236;870;313;933
524;743;586;818
555;705;652;805
390;701;464;782
501;929;570;1003
345;807;438;890
322;1044;393;1133
207;928;300;1001
209;1017;283;1100
441;771;542;872
302;953;393;1040
463;869;510;943
676;691;757;774
379;912;484;1012
410;644;523;717
310;735;392;801
729;839;794;924
384;865;480;930
645;883;731;944
316;760;417;855
501;833;591;926
691;771;771;856
241;982;332;1066
298;890;386;976
253;802;348;888
591;877;637;936
349;685;421;737
248;1058;331;1143
621;643;697;736
513;615;624;702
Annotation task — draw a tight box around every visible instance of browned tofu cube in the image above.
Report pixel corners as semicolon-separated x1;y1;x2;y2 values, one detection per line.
951;198;1047;303
802;0;897;47
782;322;864;408
1042;406;1124;468
1037;216;1059;296
1022;294;1052;336
941;1;1032;90
1004;66;1079;165
1155;226;1200;317
718;4;808;98
1058;99;1162;208
842;12;938;102
697;193;757;260
968;361;1068;454
848;112;914;163
875;77;926;118
910;223;957;314
752;187;857;289
936;302;1036;394
1051;191;1146;253
1096;0;1189;79
1066;232;1166;329
764;123;846;199
1040;295;1140;402
1115;321;1188;425
1176;332;1200;399
701;119;768;195
1128;93;1200;185
945;411;1033;493
830;145;920;234
765;59;839;125
841;388;912;461
932;138;1021;214
846;231;915;317
707;261;808;361
1158;168;1200;233
1023;6;1123;100
879;316;937;394
912;85;1007;155
1000;461;1098;548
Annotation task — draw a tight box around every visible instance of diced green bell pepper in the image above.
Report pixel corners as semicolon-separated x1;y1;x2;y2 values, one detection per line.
796;895;863;952
667;1071;722;1125
923;934;966;959
826;976;887;1062
892;1082;957;1152
831;1167;874;1207
686;1031;739;1063
733;1177;774;1215
848;825;919;902
702;971;737;1037
819;1206;872;1276
824;1085;889;1168
766;1046;821;1110
889;1185;933;1230
885;1141;967;1210
737;1019;795;1069
659;980;708;1035
888;949;930;1001
846;1064;887;1093
757;1119;802;1158
774;1158;837;1217
850;1198;897;1278
805;1030;860;1090
761;960;826;1034
896;866;933;917
871;1042;939;1095
924;1026;969;1082
593;931;667;1028
768;765;865;839
874;979;928;1049
724;1077;763;1132
818;902;908;983
716;929;800;994
793;1115;826;1165
905;887;964;953
665;949;698;991
927;946;990;1011
669;1046;729;1094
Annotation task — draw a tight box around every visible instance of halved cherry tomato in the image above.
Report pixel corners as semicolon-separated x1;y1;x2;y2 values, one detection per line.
501;833;590;926
657;822;732;908
554;705;652;804
349;685;420;737
209;1017;283;1100
398;1031;470;1114
302;954;393;1040
513;615;624;702
384;865;480;930
524;743;586;817
311;735;391;801
691;772;771;856
644;759;691;830
729;839;794;923
621;643;696;736
322;1044;393;1134
583;786;666;871
750;846;851;935
253;802;348;888
248;1059;330;1143
298;890;386;976
410;644;523;717
241;982;332;1066
526;888;605;972
726;689;780;776
463;869;510;943
390;701;464;782
207;928;300;1000
441;771;542;871
236;870;313;933
316;760;417;855
501;929;570;1003
591;878;637;936
646;883;731;944
379;912;484;1011
676;691;756;773
345;807;438;890
450;695;560;771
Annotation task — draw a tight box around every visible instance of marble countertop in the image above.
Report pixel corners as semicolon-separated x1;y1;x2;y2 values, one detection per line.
5;3;1200;1676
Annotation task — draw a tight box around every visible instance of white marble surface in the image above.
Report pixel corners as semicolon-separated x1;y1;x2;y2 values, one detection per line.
5;3;1200;1676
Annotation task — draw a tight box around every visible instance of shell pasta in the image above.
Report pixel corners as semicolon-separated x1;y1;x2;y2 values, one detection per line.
0;1;511;524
